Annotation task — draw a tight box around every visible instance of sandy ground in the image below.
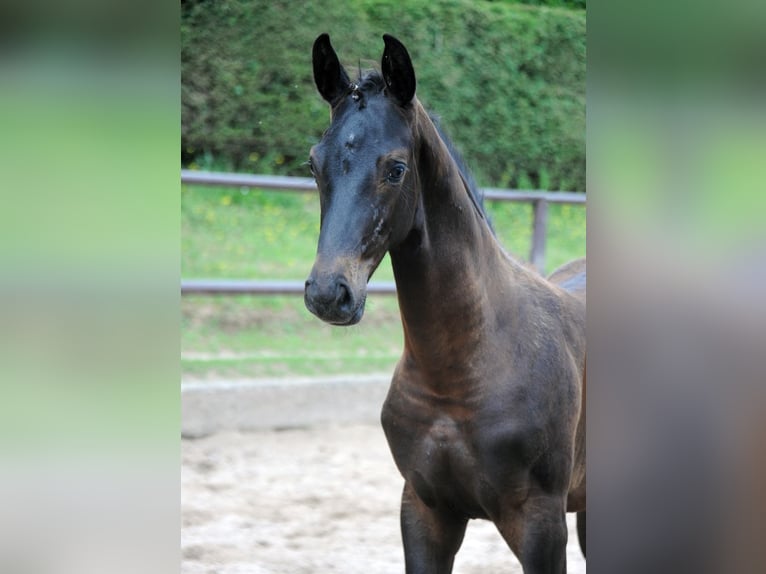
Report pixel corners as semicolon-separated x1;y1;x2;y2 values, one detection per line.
182;423;586;574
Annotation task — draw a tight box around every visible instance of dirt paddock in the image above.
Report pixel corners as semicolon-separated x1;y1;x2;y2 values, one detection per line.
182;423;586;573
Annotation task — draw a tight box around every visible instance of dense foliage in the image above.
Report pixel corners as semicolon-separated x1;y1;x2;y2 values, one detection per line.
182;0;585;191
491;0;585;9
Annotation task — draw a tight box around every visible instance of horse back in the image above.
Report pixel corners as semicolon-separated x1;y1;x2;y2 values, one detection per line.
547;257;586;301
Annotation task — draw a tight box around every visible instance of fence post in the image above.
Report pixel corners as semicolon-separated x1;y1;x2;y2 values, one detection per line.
530;198;548;273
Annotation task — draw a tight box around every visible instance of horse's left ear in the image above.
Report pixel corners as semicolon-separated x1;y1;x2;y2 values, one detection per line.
381;34;416;106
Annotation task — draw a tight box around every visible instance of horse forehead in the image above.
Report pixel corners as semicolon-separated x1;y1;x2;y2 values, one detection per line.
335;113;386;144
332;100;406;146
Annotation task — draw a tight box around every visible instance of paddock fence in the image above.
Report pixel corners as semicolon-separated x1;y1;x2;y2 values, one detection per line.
181;170;585;296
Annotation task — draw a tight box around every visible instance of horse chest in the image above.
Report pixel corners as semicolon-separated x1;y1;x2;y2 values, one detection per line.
381;369;563;520
383;406;484;514
382;384;526;519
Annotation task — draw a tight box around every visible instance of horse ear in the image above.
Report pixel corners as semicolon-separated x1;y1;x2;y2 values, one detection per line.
381;34;416;106
312;33;351;105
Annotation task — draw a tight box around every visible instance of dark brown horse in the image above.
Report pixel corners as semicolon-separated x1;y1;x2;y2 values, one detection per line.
305;33;586;573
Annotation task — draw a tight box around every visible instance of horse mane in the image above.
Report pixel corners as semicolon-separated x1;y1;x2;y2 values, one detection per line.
352;69;492;229
428;114;492;230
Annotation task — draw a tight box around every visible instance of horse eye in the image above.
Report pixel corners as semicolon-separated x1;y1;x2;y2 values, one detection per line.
307;158;316;176
387;164;406;183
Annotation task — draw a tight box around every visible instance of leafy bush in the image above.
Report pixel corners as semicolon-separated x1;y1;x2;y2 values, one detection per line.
182;0;584;190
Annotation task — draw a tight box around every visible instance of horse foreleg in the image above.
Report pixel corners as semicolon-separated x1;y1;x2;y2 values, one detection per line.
495;495;568;574
399;481;468;574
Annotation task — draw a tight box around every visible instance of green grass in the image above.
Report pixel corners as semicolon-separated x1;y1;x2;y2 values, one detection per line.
182;294;403;378
182;185;585;380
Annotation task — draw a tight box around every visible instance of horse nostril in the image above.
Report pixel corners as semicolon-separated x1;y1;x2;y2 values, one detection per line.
335;280;352;310
304;278;317;302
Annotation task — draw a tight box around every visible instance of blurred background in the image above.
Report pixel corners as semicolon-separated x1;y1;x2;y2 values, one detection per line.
2;0;763;570
181;0;586;383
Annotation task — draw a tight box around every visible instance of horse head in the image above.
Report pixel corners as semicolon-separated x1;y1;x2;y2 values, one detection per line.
305;34;420;325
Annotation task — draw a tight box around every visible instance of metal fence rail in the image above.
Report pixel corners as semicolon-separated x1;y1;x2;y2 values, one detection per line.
181;170;585;295
181;279;398;295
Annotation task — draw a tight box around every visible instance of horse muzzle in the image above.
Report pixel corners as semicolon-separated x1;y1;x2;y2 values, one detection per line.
304;272;366;326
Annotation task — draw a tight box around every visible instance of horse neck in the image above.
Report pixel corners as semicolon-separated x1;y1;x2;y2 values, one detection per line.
389;102;515;380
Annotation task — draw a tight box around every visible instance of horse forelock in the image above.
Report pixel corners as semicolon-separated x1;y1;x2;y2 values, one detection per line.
332;70;386;111
356;70;386;93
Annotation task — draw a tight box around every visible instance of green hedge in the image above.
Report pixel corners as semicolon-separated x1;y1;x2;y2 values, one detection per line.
182;0;585;191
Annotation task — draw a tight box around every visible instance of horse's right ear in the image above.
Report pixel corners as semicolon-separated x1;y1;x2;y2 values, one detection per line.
312;33;350;106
